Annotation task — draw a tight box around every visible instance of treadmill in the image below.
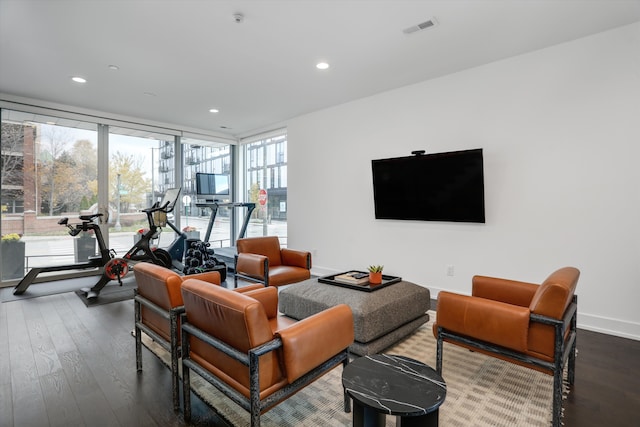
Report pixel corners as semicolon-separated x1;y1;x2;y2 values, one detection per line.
194;172;255;269
195;201;255;268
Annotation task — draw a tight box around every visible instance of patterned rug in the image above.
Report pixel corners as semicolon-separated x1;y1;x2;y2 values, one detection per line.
141;311;568;426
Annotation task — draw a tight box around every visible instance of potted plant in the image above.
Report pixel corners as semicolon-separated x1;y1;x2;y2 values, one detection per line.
1;233;25;280
182;226;200;240
368;265;384;285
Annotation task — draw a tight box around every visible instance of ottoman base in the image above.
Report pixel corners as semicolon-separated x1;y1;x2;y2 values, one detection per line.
349;314;429;356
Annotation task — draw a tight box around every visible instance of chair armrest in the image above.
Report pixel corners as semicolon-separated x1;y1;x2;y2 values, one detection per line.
472;275;539;307
277;304;353;383
184;271;221;285
241;287;279;319
234;284;265;293
281;248;311;269
236;253;268;279
436;291;530;353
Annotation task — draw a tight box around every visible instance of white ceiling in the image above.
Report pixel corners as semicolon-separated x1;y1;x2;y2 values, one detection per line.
1;0;639;138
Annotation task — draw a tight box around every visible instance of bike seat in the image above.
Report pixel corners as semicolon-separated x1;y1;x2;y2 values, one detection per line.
58;217;69;225
79;213;103;221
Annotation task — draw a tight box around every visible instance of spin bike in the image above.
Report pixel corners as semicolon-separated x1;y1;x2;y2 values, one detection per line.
13;212;116;295
79;187;183;299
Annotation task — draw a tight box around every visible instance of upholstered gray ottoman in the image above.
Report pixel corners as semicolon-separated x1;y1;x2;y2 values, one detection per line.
279;278;430;356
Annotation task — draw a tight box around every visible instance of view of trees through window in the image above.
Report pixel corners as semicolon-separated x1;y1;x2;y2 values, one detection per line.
0;108;288;284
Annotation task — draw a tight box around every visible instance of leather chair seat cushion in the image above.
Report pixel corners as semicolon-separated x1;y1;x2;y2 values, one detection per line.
268;265;311;287
237;236;283;266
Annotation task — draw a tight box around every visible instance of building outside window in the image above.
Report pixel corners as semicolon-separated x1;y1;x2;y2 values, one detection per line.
242;132;288;243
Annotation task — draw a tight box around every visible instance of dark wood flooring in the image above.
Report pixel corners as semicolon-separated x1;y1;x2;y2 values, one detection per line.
1;282;638;426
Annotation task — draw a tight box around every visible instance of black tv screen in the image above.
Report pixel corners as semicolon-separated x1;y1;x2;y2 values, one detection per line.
372;148;485;223
196;173;230;197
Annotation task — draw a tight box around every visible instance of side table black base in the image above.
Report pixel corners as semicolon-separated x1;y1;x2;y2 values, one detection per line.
397;410;439;427
353;401;386;427
352;402;439;427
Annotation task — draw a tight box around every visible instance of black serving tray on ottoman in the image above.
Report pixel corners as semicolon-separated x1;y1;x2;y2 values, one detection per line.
318;271;401;292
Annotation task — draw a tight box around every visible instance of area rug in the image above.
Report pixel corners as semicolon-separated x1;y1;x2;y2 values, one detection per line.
140;311;569;426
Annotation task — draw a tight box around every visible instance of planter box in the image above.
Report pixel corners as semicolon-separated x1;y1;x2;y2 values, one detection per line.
2;241;26;280
185;231;200;240
75;237;97;263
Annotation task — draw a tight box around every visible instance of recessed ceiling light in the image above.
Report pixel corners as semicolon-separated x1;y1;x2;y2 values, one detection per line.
316;62;330;70
71;76;87;83
209;109;220;113
143;92;157;97
108;64;120;70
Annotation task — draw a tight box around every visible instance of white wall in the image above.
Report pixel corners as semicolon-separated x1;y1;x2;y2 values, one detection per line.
286;22;640;340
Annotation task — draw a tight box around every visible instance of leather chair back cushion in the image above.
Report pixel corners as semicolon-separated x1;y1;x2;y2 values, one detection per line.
135;264;185;341
135;263;184;309
237;236;283;266
281;248;312;269
181;279;285;396
472;276;538;307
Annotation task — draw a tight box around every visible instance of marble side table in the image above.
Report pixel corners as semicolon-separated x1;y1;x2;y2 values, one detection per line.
342;354;446;427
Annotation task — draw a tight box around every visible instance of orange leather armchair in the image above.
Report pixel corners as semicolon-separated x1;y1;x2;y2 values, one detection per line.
433;267;579;427
234;235;312;287
180;278;354;427
133;263;262;410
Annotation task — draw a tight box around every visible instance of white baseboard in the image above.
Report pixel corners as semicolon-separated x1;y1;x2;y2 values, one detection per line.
576;313;640;341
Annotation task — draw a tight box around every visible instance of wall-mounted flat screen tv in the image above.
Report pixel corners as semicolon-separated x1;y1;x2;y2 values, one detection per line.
195;173;230;198
371;148;485;223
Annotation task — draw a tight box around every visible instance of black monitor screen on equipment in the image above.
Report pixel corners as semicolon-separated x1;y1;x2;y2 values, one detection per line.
196;173;230;197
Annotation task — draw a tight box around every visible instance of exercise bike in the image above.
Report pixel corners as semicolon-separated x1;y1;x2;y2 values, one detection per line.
13;212;117;295
80;187;183;299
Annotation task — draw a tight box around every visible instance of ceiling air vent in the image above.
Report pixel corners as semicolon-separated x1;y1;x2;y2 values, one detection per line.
403;18;437;35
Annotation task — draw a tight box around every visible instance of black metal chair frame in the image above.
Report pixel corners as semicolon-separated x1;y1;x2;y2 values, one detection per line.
435;295;577;427
134;289;184;411
180;313;351;427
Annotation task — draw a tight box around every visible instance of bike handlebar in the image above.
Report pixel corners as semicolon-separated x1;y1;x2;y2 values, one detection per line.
142;200;172;214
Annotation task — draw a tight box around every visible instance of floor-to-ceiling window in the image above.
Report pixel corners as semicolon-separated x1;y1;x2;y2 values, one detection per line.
1;104;236;286
106;127;181;258
180;138;235;247
1;109;99;282
241;131;288;244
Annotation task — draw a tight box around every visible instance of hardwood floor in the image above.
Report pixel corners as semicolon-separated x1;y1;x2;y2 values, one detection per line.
1;284;638;426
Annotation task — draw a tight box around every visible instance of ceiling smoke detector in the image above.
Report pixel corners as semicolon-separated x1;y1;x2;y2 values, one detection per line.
233;13;244;24
403;18;437;35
